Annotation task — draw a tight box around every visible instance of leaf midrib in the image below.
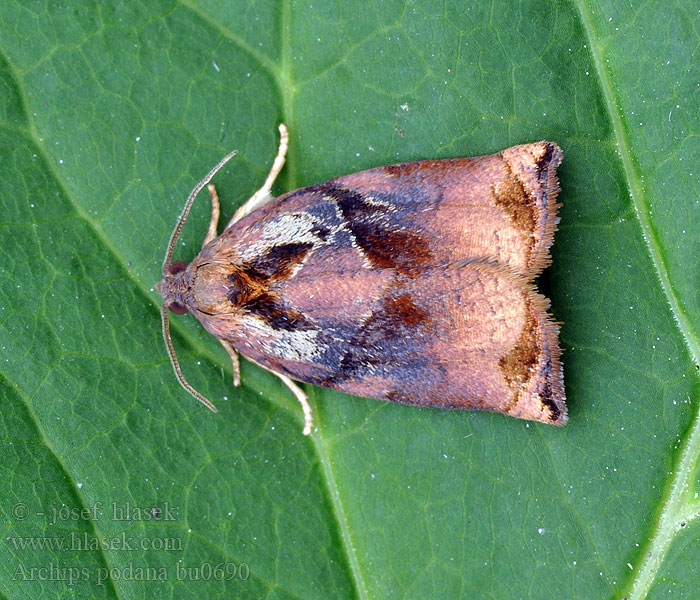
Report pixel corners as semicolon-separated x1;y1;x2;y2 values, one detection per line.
274;2;368;598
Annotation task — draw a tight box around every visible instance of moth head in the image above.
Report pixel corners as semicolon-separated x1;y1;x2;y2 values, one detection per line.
158;260;191;315
159;148;239;414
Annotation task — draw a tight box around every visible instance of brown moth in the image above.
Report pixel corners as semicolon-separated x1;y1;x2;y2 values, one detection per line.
159;124;566;434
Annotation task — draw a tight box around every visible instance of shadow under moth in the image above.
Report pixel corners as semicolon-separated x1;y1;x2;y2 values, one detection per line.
158;124;566;435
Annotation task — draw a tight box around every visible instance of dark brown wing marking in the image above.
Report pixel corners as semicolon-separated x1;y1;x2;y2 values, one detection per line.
317;184;433;274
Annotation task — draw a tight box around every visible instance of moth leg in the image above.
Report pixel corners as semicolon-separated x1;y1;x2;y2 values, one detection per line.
227;123;289;227
221;344;312;436
219;339;240;387
276;374;313;436
277;374;313;436
247;357;313;436
203;184;221;246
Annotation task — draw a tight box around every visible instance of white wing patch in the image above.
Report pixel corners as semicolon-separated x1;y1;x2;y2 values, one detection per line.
240;313;321;362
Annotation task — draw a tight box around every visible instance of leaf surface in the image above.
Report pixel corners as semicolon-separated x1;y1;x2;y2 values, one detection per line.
0;1;699;598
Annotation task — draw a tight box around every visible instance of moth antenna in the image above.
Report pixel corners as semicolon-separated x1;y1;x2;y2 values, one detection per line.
162;303;218;412
160;149;237;410
162;149;239;273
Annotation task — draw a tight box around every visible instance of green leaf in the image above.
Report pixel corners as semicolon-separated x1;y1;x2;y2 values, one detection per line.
1;1;698;598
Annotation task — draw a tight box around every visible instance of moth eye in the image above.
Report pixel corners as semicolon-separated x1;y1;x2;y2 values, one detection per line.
168;301;189;315
168;260;189;275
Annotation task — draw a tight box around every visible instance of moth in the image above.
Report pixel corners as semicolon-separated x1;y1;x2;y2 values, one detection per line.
159;124;566;434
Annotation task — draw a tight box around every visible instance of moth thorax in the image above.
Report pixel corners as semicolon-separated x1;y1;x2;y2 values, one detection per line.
187;262;242;314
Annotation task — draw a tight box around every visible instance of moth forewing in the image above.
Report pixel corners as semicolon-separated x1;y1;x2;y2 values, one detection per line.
158;125;566;434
